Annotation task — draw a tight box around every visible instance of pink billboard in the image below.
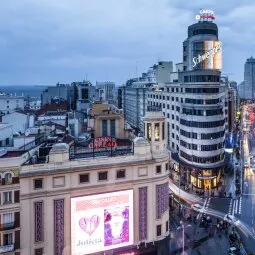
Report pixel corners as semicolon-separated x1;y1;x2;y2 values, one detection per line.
71;190;134;255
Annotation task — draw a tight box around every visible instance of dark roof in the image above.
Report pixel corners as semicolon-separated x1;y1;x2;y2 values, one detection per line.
45;121;66;131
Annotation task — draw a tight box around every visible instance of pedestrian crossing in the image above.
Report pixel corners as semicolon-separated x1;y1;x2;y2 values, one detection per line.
228;197;242;215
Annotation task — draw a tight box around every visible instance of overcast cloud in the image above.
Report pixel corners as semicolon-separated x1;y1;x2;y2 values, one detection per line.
0;0;254;85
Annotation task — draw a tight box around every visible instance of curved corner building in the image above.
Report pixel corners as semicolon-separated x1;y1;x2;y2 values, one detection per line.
178;15;226;191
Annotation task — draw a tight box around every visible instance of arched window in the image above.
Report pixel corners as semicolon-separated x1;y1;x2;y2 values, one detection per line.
5;173;12;184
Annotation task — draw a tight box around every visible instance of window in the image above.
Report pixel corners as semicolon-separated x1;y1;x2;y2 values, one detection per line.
35;202;43;242
35;248;44;255
79;174;89;183
81;88;89;99
162;122;165;140
166;221;169;232
155;123;160;141
98;171;108;181
165;163;168;172
147;123;152;141
116;169;126;179
110;119;116;137
156;165;161;174
3;233;12;245
102;120;108;136
3;191;12;204
34;179;43;189
156;225;162;236
3;213;13;229
4;173;12;184
14;190;20;203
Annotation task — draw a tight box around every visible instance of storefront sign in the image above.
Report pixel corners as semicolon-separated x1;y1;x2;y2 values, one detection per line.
88;137;117;149
193;42;222;68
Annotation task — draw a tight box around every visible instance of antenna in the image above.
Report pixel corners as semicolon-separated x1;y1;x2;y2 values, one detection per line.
135;61;138;79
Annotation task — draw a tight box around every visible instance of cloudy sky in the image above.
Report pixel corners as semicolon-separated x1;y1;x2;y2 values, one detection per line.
0;0;254;85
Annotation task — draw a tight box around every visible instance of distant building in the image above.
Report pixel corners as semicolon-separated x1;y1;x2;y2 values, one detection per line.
2;111;35;134
0;95;25;115
87;102;128;139
29;99;41;110
41;83;70;105
75;81;98;112
96;81;115;103
37;110;67;126
122;84;149;134
0;123;13;147
243;56;255;99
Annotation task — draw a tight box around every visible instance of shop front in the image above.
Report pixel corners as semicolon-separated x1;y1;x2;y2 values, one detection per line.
189;168;221;191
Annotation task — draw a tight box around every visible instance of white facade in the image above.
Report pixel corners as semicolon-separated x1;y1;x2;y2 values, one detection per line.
29;100;41;110
38;114;66;126
0;96;24;115
0;124;13;147
2;112;35;134
96;81;115;102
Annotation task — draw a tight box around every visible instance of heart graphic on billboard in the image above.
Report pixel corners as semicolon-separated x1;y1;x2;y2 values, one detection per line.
79;215;100;236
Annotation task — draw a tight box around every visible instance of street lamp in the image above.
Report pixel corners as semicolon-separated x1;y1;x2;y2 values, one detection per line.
177;221;192;255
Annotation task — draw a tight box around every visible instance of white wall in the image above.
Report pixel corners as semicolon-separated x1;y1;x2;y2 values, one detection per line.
0;97;25;114
2;112;31;134
0;124;13;143
13;136;35;149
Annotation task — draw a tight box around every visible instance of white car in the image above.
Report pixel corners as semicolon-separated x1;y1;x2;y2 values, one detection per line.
191;204;203;212
223;214;240;226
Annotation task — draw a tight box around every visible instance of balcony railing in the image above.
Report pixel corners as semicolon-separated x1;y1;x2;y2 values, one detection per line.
0;221;19;231
0;244;14;254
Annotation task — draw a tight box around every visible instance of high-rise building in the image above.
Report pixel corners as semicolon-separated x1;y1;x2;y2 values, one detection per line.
96;82;115;103
148;10;227;191
243;56;255;99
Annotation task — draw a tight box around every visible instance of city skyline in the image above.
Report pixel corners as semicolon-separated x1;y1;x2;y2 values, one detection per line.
0;0;254;85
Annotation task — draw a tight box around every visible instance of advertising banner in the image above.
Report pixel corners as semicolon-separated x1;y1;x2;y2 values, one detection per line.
71;190;134;255
192;41;222;70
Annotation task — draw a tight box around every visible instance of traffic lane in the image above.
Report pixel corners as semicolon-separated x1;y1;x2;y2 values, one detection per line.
209;197;232;215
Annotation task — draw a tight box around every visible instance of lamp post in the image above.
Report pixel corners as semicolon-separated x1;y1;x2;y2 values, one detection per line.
177;221;192;255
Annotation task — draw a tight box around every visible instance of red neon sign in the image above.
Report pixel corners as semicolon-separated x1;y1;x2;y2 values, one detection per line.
88;137;117;149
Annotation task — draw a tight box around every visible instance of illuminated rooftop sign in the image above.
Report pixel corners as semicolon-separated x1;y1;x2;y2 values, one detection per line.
193;41;222;70
196;9;215;21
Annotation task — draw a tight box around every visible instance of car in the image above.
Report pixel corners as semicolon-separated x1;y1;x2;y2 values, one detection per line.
244;162;249;168
191;204;203;212
223;214;240;226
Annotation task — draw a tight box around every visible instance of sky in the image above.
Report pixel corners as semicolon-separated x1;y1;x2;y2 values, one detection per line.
0;0;254;86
